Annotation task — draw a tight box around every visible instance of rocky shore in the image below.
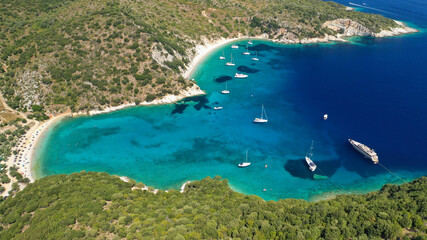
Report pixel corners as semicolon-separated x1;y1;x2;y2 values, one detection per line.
269;19;418;44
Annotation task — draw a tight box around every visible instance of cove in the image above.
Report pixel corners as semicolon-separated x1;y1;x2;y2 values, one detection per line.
33;33;427;201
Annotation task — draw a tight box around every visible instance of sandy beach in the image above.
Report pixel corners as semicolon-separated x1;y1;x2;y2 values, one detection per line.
183;37;240;79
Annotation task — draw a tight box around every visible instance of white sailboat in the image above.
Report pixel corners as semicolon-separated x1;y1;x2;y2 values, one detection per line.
221;83;230;94
251;51;259;61
219;50;225;60
225;54;235;66
231;44;239;49
243;45;250;55
253;104;268;123
234;73;248;78
238;150;251;167
305;140;317;171
248;41;253;45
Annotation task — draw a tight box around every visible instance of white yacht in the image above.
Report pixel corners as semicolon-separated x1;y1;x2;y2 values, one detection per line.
348;139;379;164
253;104;268;123
248;41;253;45
226;54;235;66
234;73;248;78
231;44;239;49
323;114;328;120
214;106;223;110
305;141;317;171
221;83;230;94
238;150;251;167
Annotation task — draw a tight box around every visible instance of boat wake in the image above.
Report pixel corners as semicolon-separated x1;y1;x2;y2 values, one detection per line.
349;2;392;14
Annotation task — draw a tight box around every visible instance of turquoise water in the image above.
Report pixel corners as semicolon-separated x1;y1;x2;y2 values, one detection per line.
34;2;427;200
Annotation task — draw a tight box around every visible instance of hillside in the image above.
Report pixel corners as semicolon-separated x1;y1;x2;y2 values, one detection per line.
0;172;425;239
0;0;402;115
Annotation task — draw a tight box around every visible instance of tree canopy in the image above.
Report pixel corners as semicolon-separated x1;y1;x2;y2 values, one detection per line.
0;172;425;239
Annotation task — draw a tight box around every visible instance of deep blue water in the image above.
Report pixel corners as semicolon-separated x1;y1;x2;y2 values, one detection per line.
33;0;427;200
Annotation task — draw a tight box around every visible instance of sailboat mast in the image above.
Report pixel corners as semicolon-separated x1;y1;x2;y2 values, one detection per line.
310;140;314;157
264;105;267;120
261;104;264;119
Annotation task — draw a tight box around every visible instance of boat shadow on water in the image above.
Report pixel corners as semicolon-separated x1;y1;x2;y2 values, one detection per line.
284;159;341;180
171;96;211;115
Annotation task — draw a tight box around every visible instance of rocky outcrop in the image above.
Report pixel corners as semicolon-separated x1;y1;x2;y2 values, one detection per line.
322;19;418;38
322;19;372;37
16;70;43;109
373;20;418;37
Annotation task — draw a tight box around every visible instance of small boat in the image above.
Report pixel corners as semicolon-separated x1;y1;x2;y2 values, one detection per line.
238;150;251;167
214;106;223;110
251;51;259;61
305;141;317;171
348;139;379;164
219;50;225;60
231;44;239;49
253;104;268;123
225;54;235;66
243;45;250;55
323;114;328;120
234;73;248;78
221;83;230;94
248;41;253;45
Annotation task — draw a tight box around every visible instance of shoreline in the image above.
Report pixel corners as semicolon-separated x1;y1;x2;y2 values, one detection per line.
13;20;419;191
183;37;240;79
29;112;74;181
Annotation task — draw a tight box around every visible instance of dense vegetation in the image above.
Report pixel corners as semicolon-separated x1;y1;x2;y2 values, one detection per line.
0;172;425;239
0;0;397;114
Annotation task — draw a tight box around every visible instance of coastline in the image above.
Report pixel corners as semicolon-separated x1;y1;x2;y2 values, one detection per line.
13;19;419;193
183;37;241;79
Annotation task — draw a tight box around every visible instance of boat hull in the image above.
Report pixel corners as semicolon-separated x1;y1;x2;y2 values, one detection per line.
348;139;379;164
238;162;251;167
305;156;317;171
253;118;268;123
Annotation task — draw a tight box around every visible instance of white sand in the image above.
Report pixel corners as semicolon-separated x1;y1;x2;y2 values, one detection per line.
183;37;241;79
180;181;191;193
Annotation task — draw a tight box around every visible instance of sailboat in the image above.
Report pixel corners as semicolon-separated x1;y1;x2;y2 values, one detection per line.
225;54;235;66
243;45;250;55
248;41;253;45
305;141;317;171
251;51;259;61
231;44;239;49
238;150;251;167
219;50;225;60
221;83;230;94
253;104;268;123
234;73;248;78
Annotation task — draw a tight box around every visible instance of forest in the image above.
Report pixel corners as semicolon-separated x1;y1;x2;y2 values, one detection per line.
0;172;425;239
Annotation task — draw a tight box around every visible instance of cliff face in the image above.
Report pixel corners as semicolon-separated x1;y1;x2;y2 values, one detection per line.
322;19;418;38
322;19;372;37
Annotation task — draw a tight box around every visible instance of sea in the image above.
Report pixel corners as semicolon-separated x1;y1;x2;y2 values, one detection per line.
33;0;427;201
